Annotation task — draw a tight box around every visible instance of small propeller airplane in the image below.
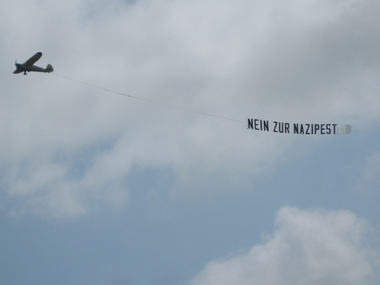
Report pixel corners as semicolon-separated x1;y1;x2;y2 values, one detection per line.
13;52;53;75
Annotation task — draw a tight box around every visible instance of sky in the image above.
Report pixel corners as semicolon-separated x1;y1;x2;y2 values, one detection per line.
1;0;380;284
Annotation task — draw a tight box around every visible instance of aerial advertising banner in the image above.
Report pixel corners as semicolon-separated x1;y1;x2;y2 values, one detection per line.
247;118;351;134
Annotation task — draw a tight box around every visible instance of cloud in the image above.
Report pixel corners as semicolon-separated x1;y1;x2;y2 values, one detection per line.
354;151;380;195
4;152;129;219
190;206;377;285
2;0;380;217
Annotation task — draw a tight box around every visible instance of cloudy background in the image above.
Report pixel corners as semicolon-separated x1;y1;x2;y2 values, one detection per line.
1;0;380;284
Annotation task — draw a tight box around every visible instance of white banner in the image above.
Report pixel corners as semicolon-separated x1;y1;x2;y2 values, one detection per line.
247;118;351;134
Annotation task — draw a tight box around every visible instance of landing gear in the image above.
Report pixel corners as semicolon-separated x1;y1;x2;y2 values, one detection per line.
23;71;27;75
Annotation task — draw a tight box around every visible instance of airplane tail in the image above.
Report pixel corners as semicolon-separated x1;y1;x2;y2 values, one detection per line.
44;64;54;73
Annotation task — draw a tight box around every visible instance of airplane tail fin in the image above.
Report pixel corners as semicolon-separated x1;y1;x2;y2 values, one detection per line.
44;64;54;73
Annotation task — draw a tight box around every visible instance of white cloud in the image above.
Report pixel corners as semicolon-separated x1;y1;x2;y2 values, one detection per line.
354;151;380;195
190;206;377;285
1;0;380;217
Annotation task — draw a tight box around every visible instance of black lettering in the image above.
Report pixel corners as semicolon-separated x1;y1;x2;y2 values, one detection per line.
294;123;298;134
320;124;325;134
247;118;254;129
273;121;278;132
326;124;331;134
285;123;290;133
254;119;259;130
278;122;284;133
314;124;320;135
300;124;304;134
263;120;269;131
249;120;335;134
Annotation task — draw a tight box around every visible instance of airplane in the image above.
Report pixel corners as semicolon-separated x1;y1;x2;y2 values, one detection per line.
13;52;53;75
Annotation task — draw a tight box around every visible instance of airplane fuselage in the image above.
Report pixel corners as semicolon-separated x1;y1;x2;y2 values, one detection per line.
13;52;53;75
14;63;47;74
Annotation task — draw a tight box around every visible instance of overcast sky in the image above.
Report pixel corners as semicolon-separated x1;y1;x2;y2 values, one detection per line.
1;0;380;284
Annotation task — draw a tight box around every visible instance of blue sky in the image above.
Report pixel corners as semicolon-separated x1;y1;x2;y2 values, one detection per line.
1;0;380;284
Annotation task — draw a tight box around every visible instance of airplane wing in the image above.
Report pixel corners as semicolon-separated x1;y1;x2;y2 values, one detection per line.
23;52;43;66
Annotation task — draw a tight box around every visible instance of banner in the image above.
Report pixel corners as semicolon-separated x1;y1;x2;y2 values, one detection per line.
247;118;351;134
